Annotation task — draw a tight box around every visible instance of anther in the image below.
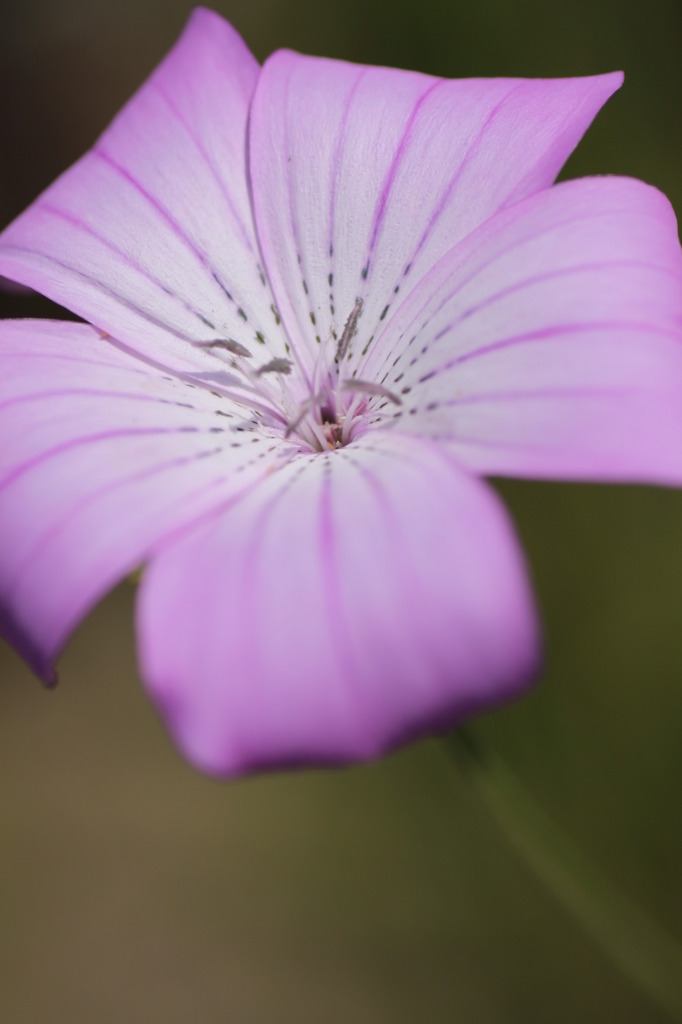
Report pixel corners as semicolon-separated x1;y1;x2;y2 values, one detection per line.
335;298;364;363
193;338;252;357
255;358;293;377
341;379;402;405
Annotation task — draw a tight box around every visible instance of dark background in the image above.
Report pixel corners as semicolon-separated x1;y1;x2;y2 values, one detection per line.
1;1;681;1021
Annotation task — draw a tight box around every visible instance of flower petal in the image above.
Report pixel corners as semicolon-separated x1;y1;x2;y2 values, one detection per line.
137;431;539;777
0;320;291;683
249;49;621;372
0;10;292;374
361;177;682;482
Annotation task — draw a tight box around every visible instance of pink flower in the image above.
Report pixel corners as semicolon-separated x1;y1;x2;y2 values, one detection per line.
0;8;680;776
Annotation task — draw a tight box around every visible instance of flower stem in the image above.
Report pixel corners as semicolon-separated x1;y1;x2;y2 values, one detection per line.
442;729;682;1021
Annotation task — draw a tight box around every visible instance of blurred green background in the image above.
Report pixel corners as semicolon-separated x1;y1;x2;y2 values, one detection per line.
1;0;682;1021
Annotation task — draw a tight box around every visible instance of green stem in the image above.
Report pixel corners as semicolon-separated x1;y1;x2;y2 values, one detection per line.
442;730;682;1021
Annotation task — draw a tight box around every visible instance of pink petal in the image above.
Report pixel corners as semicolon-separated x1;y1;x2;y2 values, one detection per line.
362;177;682;482
0;320;292;683
0;11;291;375
249;49;621;374
137;431;539;777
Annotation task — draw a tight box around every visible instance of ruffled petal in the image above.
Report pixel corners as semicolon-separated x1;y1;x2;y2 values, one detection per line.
249;49;621;373
137;431;539;777
360;177;682;482
0;320;291;682
0;10;292;374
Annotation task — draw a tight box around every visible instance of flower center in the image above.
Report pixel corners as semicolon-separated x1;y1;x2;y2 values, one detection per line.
187;299;401;454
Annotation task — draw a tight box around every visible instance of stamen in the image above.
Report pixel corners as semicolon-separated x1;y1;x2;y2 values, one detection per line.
341;379;402;405
192;339;301;430
177;371;289;426
255;358;293;377
335;298;363;364
192;338;253;357
285;393;324;437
